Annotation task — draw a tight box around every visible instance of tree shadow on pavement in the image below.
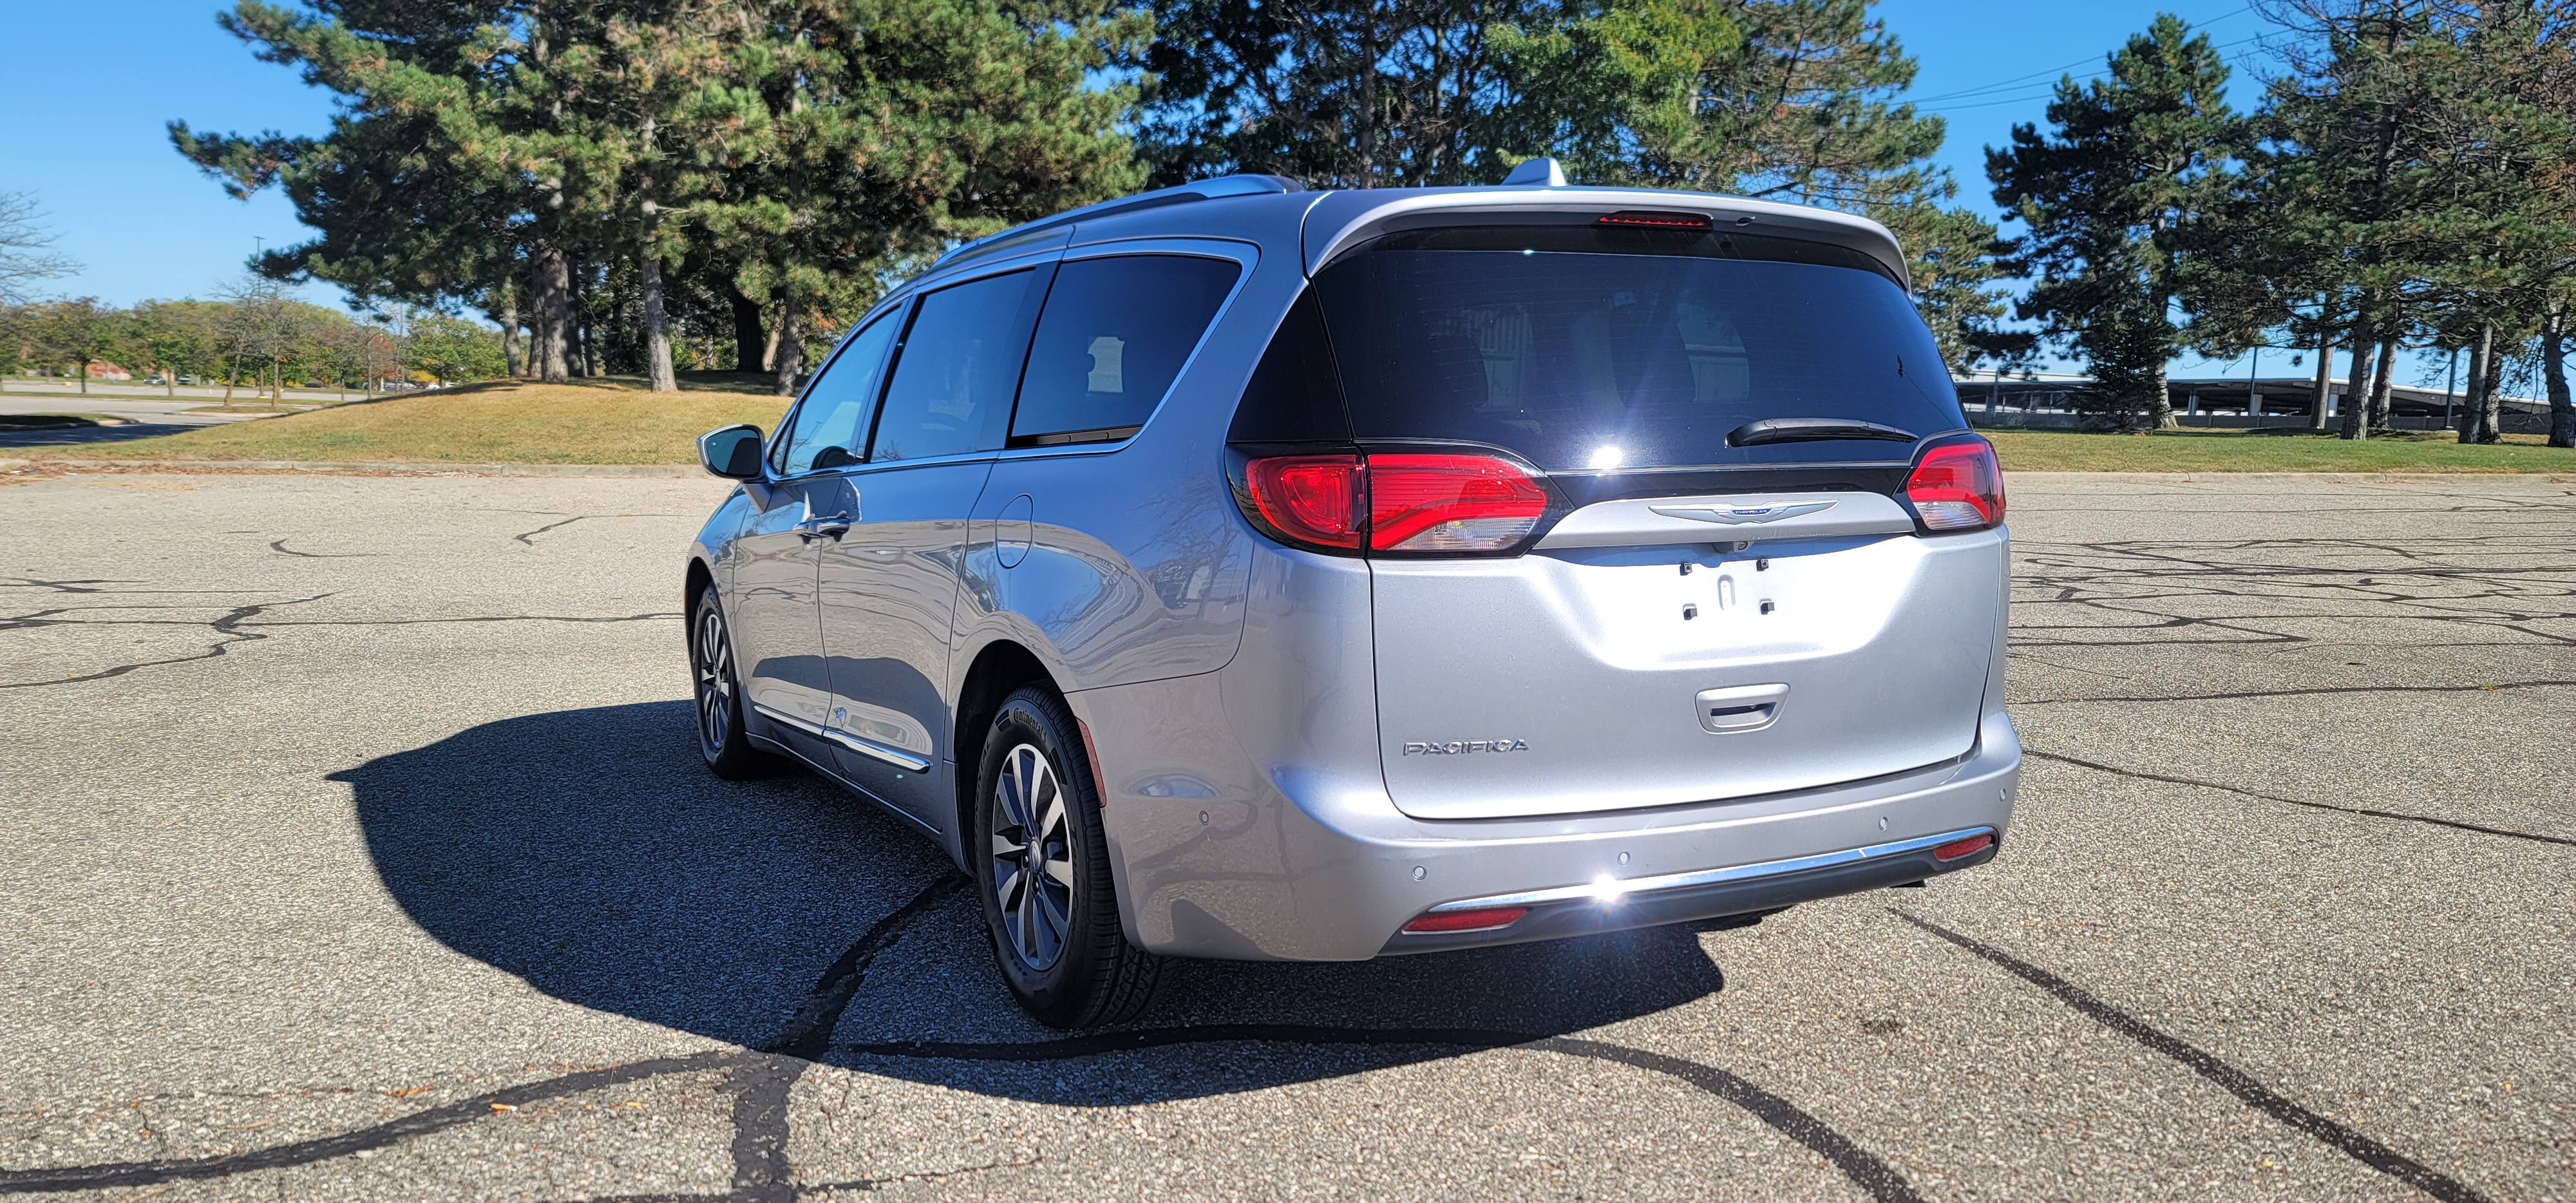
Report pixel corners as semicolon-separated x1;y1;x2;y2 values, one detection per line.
343;702;1734;1105
0;422;207;448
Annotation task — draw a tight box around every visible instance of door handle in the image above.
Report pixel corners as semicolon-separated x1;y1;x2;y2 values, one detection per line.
1696;683;1788;733
795;512;852;540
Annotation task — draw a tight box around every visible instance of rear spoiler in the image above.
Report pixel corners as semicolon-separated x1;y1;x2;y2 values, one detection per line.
1298;187;1911;289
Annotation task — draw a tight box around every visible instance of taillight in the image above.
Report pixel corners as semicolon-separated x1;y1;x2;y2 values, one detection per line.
1238;451;1549;555
1242;454;1364;549
1901;438;2005;533
1366;454;1548;552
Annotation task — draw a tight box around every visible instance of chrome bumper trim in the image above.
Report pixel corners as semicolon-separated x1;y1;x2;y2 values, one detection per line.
1425;826;1995;913
750;702;934;772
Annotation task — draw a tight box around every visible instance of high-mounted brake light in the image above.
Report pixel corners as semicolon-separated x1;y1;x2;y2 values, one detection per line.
1901;438;2005;533
1595;211;1713;230
1238;452;1549;555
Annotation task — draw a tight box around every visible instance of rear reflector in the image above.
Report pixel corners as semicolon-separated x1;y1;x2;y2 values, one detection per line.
1933;833;1994;862
1401;907;1530;934
1595;211;1712;230
1902;438;2005;532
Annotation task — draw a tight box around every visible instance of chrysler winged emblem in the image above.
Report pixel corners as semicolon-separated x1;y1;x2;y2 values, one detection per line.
1649;500;1836;525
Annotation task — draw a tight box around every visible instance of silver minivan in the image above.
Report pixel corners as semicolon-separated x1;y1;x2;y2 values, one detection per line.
685;169;2018;1028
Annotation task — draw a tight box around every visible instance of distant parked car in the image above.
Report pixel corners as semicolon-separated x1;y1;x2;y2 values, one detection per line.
681;166;2018;1028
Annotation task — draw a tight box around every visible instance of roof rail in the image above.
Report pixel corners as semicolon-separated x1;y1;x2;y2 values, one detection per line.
931;175;1307;270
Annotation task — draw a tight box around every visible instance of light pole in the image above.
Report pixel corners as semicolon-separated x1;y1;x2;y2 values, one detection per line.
2248;347;2260;427
2443;348;2459;430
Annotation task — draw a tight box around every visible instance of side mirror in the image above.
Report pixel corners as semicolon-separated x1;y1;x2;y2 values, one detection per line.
698;424;765;480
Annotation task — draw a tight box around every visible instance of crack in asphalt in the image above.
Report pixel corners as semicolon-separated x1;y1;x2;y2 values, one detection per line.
0;1052;746;1193
554;1157;1041;1203
0;594;336;691
268;538;377;559
0;873;1924;1203
0;601;679;688
1891;910;2496;1203
255;613;681;628
727;876;969;1203
2023;748;2575;848
515;517;587;545
2012;678;2576;705
0;878;972;1198
839;1027;1925;1203
511;513;699;545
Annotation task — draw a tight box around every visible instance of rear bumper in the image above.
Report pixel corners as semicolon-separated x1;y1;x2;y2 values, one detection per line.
1380;826;1998;954
1074;667;2020;961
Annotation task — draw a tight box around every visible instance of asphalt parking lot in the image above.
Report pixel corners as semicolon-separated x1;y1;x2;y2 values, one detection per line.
2;468;2568;1202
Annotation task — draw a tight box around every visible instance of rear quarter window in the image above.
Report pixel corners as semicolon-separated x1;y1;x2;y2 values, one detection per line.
1011;254;1242;446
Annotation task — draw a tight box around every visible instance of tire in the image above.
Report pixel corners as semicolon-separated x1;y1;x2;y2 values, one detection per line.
688;587;777;780
974;687;1159;1028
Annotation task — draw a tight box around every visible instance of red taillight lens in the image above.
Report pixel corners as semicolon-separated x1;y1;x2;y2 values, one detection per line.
1239;452;1549;554
1933;833;1994;862
1243;454;1365;550
1401;907;1530;934
1595;210;1712;229
1366;454;1548;553
1902;439;2005;532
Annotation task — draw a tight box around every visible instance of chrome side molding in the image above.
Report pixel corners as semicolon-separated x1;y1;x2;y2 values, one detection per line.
751;701;933;772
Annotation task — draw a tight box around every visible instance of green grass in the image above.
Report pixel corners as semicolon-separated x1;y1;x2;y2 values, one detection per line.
24;374;2571;471
38;374;790;465
1985;427;2575;473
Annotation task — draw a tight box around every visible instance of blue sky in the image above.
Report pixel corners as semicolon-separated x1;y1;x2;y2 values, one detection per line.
0;1;2437;386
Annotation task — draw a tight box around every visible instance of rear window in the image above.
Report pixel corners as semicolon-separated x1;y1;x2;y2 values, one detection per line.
1307;227;1964;470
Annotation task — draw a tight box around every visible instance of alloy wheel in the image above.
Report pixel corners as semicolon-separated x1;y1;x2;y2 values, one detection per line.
989;742;1075;971
694;603;734;752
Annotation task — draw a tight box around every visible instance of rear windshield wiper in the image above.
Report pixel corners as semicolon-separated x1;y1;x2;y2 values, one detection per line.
1727;417;1917;447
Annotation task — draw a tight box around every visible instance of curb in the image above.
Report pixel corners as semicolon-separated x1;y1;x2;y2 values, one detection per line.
0;457;704;478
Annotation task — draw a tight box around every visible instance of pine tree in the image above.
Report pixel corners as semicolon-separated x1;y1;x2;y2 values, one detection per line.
2240;2;2576;442
174;0;1143;394
1990;14;2240;432
1142;0;2012;368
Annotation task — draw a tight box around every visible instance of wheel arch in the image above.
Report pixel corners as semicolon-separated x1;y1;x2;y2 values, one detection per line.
683;555;716;614
949;639;1067;869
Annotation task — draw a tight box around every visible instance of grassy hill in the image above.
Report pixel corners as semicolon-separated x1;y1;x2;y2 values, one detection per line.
1985;427;2573;473
28;374;2573;472
44;374;791;466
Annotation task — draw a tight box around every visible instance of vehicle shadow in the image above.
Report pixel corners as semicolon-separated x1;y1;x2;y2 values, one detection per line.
343;702;1734;1104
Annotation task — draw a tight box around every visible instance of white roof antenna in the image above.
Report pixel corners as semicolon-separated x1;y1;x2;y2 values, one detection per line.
1501;157;1567;187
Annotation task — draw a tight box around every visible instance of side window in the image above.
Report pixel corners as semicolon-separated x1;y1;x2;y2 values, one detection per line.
779;308;902;474
1011;255;1241;446
871;269;1043;463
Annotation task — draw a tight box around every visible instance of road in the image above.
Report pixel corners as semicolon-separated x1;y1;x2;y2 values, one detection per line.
2;379;366;404
0;395;287;450
1;469;2567;1202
